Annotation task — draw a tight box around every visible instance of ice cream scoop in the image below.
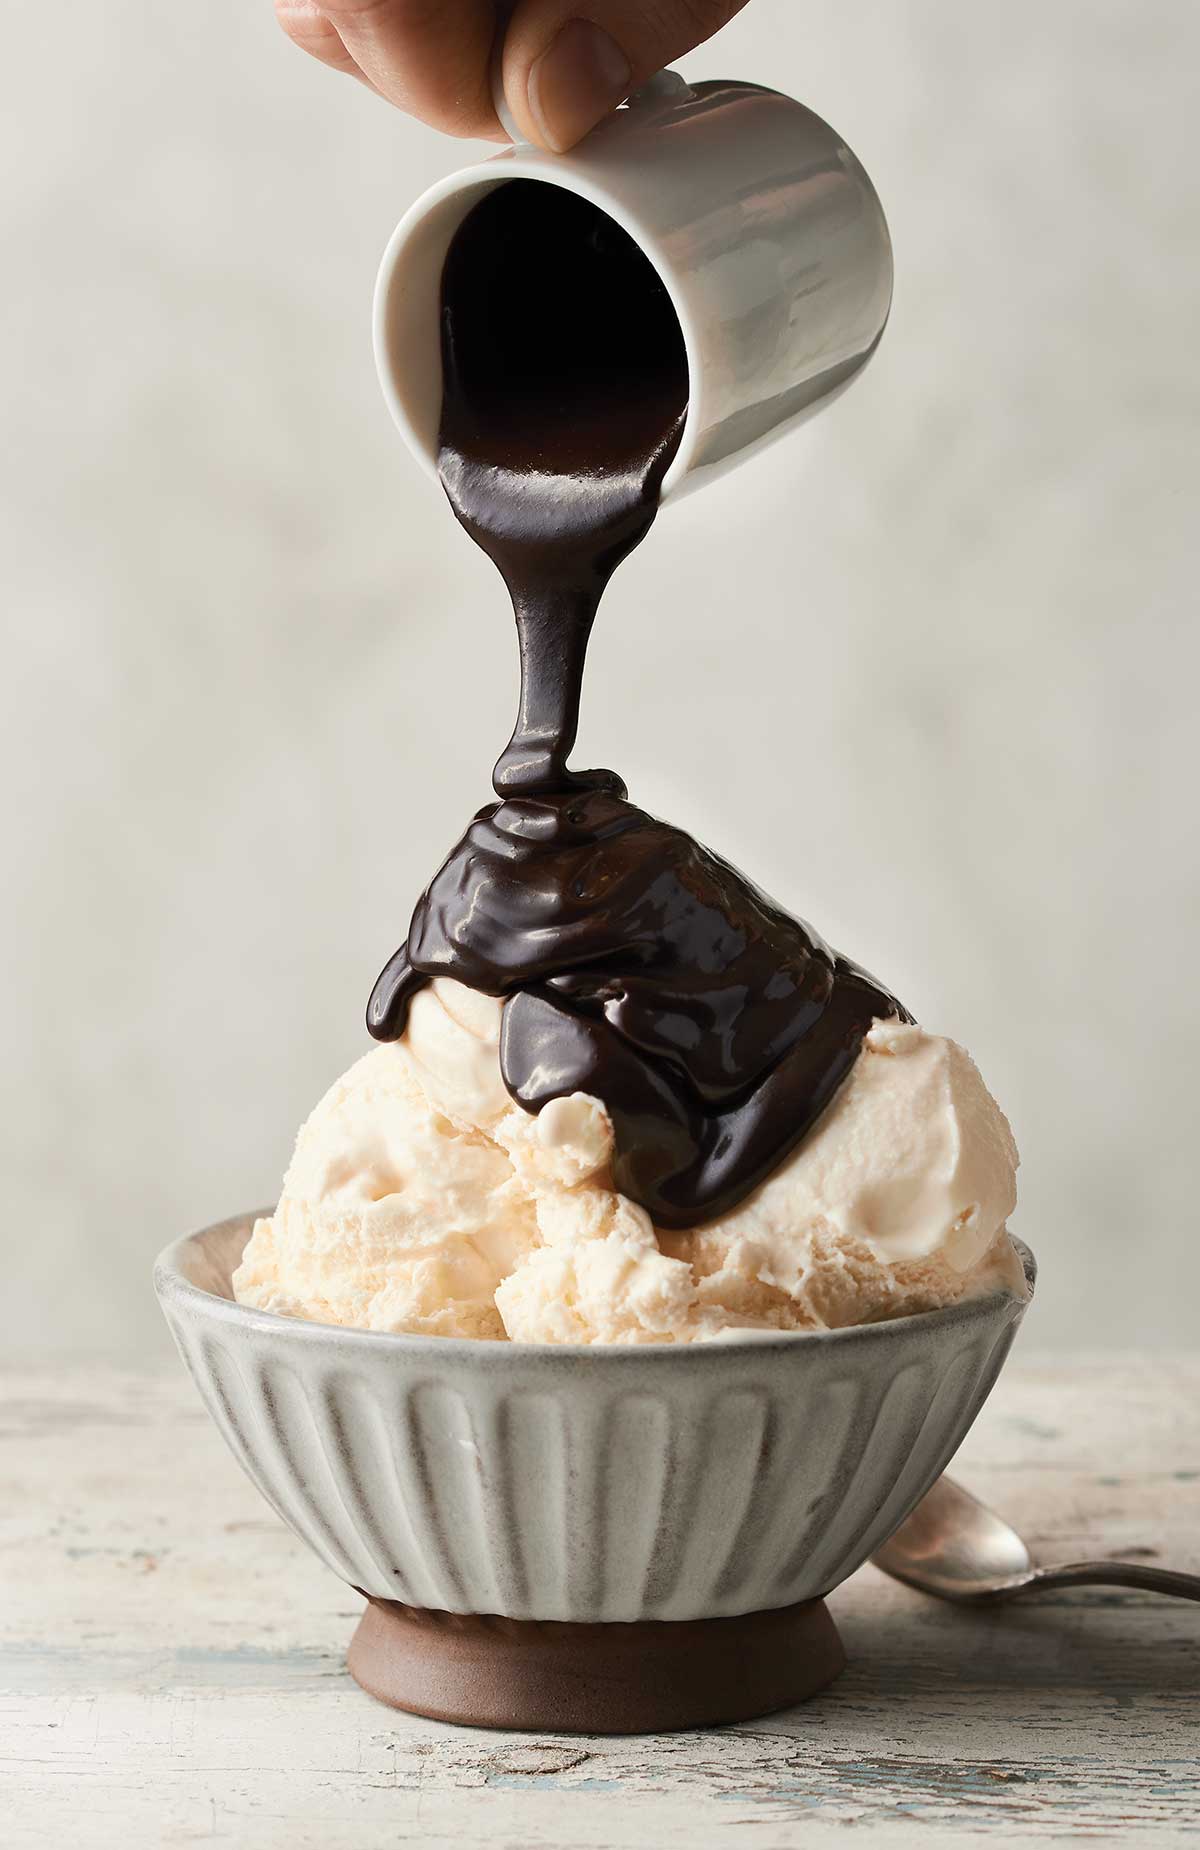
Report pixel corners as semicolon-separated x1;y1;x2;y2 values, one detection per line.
233;978;1021;1344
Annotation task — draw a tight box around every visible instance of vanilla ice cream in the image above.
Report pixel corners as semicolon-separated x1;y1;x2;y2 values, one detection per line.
232;977;1021;1344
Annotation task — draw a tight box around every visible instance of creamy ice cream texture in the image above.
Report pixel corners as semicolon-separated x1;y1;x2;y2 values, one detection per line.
233;978;1021;1344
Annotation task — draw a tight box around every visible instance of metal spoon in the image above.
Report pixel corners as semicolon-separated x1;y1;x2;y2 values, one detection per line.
871;1475;1200;1604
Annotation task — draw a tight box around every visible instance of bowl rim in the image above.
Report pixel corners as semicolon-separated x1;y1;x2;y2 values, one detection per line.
154;1210;1036;1366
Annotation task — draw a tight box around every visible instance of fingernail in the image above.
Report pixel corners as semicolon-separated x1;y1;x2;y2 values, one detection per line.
527;19;632;153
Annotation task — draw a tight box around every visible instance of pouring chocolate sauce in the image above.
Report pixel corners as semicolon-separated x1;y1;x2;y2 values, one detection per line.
367;179;907;1229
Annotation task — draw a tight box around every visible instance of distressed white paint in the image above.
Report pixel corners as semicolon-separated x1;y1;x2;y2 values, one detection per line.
2;1360;1198;1846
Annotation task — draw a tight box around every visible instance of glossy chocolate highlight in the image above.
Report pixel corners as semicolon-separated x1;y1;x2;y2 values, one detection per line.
368;180;906;1228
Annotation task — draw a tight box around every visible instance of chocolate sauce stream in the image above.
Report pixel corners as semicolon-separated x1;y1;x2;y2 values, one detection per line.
367;181;908;1230
437;181;687;799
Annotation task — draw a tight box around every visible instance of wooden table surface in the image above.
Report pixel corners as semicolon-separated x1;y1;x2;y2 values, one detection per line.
3;1359;1198;1847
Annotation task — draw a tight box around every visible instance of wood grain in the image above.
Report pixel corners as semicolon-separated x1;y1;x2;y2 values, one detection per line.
2;1361;1198;1847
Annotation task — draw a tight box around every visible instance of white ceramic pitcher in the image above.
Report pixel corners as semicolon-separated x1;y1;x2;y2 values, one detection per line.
373;73;892;504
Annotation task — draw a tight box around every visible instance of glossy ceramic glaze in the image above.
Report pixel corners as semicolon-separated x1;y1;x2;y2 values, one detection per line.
155;1214;1033;1625
373;77;893;502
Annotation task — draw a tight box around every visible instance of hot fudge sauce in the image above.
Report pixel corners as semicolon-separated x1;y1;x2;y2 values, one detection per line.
367;179;907;1229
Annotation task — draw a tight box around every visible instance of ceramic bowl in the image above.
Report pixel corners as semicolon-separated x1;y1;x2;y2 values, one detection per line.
155;1213;1033;1626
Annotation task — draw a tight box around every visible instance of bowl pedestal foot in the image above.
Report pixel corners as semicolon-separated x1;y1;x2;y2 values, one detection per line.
347;1592;844;1733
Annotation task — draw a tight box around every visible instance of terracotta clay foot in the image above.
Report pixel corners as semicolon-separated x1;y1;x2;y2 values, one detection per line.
347;1594;845;1733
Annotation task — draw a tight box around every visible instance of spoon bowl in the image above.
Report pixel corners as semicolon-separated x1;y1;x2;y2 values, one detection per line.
873;1475;1200;1604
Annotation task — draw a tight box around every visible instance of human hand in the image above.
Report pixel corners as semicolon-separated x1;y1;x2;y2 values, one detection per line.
275;1;751;152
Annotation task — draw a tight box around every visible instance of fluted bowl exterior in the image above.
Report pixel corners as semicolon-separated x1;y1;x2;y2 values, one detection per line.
155;1213;1034;1624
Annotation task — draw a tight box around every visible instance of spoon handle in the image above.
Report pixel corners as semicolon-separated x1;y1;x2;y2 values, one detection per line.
1026;1561;1200;1602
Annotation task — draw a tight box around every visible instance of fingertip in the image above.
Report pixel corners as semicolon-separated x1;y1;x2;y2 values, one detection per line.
504;17;632;152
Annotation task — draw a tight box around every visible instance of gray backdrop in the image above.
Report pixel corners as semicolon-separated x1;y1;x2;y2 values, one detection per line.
6;1;1197;1361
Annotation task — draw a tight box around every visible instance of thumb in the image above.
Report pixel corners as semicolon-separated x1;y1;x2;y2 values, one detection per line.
501;1;750;153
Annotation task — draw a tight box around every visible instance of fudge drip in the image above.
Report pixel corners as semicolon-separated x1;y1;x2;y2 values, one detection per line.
368;180;907;1229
